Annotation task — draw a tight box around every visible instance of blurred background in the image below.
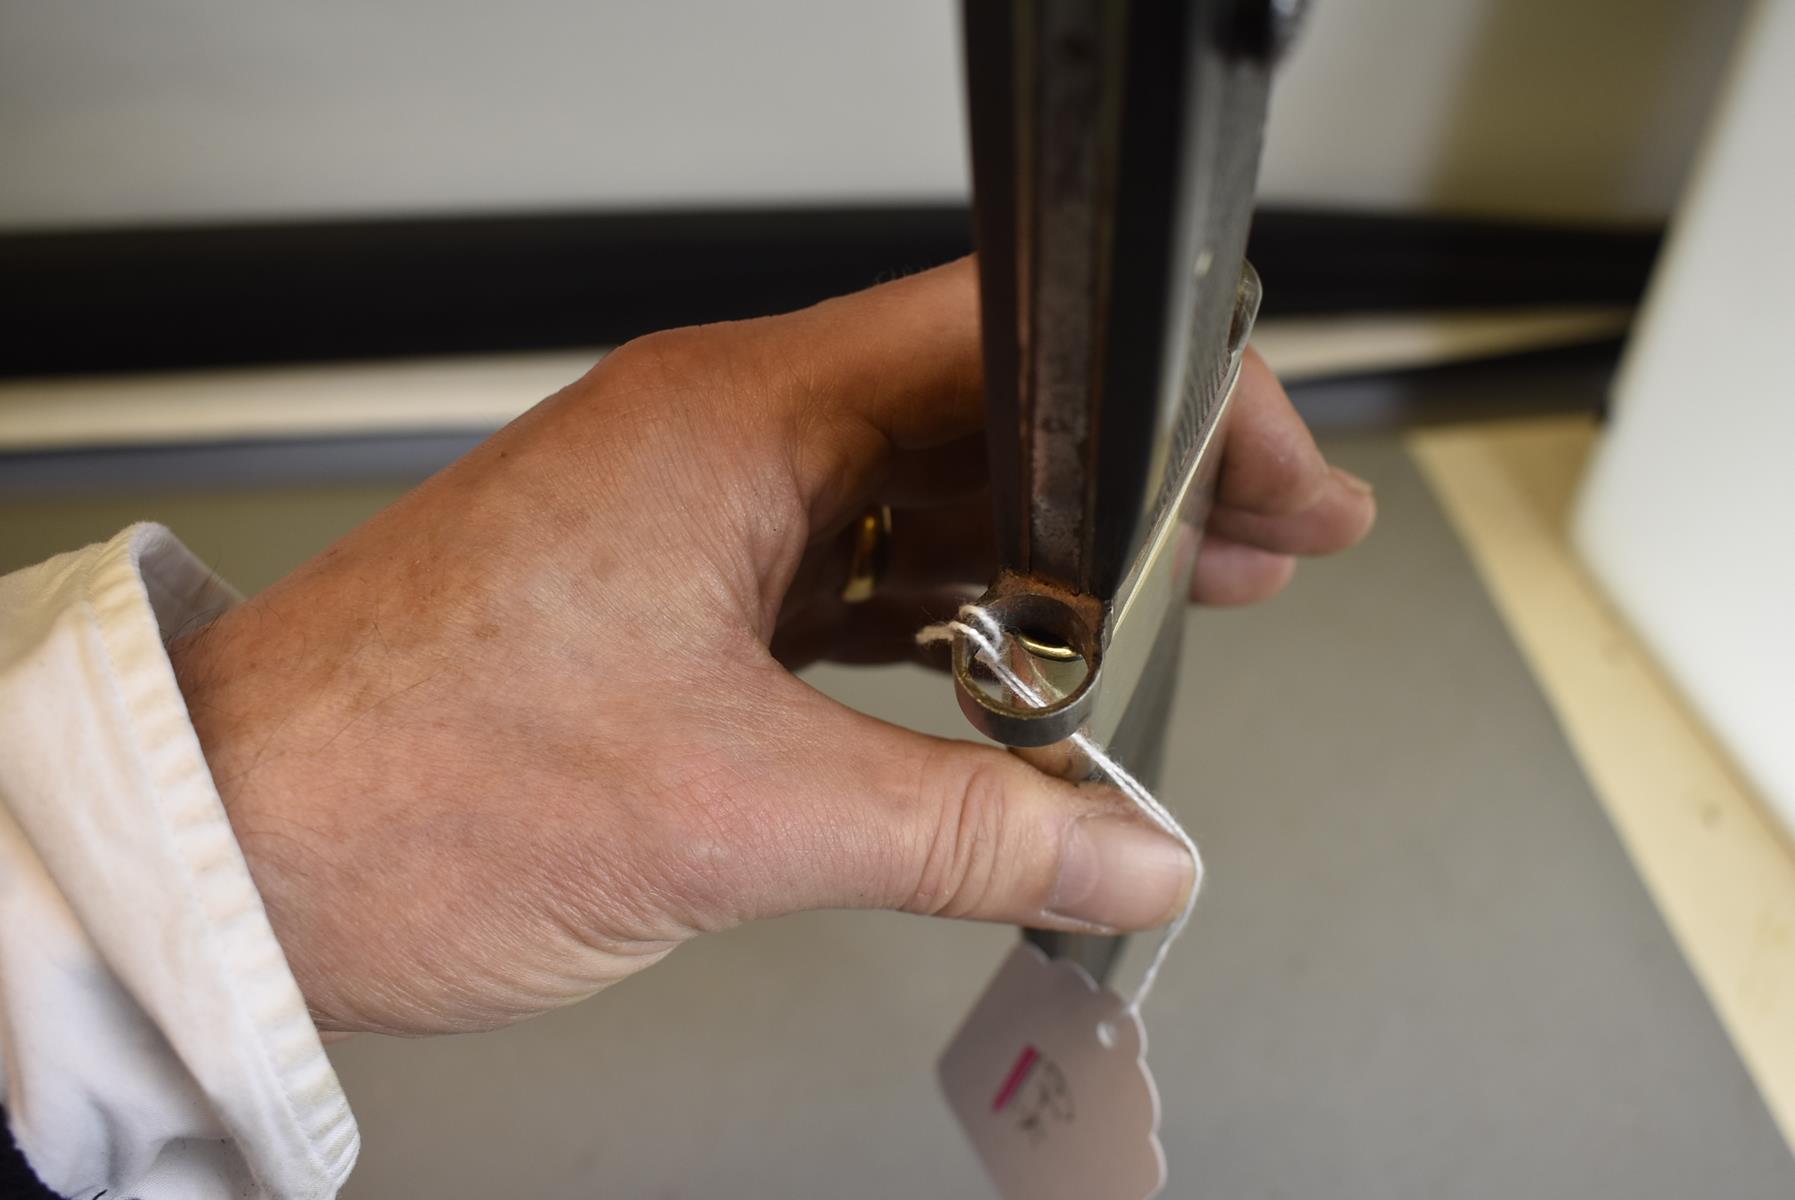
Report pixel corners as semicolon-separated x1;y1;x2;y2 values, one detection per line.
2;1;1792;1196
0;0;1745;224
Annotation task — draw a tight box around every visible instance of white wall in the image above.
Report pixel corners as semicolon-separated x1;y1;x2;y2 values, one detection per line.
1263;0;1745;221
0;0;1746;231
1575;0;1795;833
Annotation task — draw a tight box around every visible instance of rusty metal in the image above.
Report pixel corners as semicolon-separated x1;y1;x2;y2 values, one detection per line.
957;0;1289;980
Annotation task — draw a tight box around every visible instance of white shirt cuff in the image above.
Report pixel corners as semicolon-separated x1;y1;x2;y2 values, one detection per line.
0;524;358;1199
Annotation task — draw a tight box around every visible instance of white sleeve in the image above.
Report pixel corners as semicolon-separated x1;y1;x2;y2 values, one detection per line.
0;524;358;1200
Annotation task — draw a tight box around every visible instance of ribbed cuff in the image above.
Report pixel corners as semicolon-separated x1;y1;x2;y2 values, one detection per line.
0;524;357;1197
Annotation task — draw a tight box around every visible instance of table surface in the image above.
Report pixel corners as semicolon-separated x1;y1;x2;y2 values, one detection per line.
1412;415;1795;1151
4;419;1790;1197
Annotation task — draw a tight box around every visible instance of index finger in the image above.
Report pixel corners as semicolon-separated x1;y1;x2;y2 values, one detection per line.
1216;348;1332;517
737;257;986;531
768;256;986;451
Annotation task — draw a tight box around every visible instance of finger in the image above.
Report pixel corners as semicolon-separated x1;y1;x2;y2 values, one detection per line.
1206;465;1377;556
784;496;995;618
781;257;984;448
769;498;995;669
884;498;996;590
813;590;977;667
729;680;1195;932
1187;536;1297;606
1218;347;1333;516
883;432;990;507
771;588;975;671
745;259;985;526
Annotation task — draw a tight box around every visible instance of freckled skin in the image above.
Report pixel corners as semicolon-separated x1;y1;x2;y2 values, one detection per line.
169;259;1374;1037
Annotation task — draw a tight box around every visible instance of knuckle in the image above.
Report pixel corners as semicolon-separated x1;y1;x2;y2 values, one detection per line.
599;327;703;388
906;757;1012;919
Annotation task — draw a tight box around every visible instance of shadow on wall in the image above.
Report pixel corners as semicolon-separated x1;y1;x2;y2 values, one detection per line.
1426;0;1747;220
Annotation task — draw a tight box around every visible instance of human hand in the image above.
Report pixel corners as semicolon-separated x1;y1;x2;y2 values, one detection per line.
170;258;1373;1036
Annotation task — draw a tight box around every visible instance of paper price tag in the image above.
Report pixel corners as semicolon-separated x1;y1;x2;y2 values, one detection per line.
939;942;1166;1200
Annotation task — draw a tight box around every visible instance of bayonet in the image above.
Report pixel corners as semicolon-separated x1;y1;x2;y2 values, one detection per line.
956;0;1297;979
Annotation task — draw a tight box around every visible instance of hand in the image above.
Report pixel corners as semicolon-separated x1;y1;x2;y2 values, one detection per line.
170;259;1373;1036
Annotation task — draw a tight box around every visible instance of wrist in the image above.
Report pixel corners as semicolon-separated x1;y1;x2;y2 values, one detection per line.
168;605;351;1030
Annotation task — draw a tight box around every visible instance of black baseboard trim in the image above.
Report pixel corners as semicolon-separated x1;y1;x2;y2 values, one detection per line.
0;206;1660;378
1288;337;1623;432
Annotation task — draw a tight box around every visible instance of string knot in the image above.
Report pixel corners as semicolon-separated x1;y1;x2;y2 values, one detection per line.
918;603;1202;1012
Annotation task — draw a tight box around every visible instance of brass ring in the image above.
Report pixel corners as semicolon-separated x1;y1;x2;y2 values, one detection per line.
1015;631;1082;661
840;504;892;604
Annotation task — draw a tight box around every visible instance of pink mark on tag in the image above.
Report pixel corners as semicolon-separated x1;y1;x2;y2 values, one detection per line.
942;944;1166;1199
992;1044;1041;1112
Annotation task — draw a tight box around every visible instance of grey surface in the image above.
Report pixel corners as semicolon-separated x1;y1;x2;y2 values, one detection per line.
3;433;1790;1197
0;432;490;498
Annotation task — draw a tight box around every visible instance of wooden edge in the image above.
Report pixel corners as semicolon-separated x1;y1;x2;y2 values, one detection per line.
1408;415;1795;1151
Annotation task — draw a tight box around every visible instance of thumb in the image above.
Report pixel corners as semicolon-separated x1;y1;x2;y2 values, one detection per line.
751;683;1195;933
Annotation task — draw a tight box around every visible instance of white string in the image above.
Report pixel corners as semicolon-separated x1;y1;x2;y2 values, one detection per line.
917;604;1202;1014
